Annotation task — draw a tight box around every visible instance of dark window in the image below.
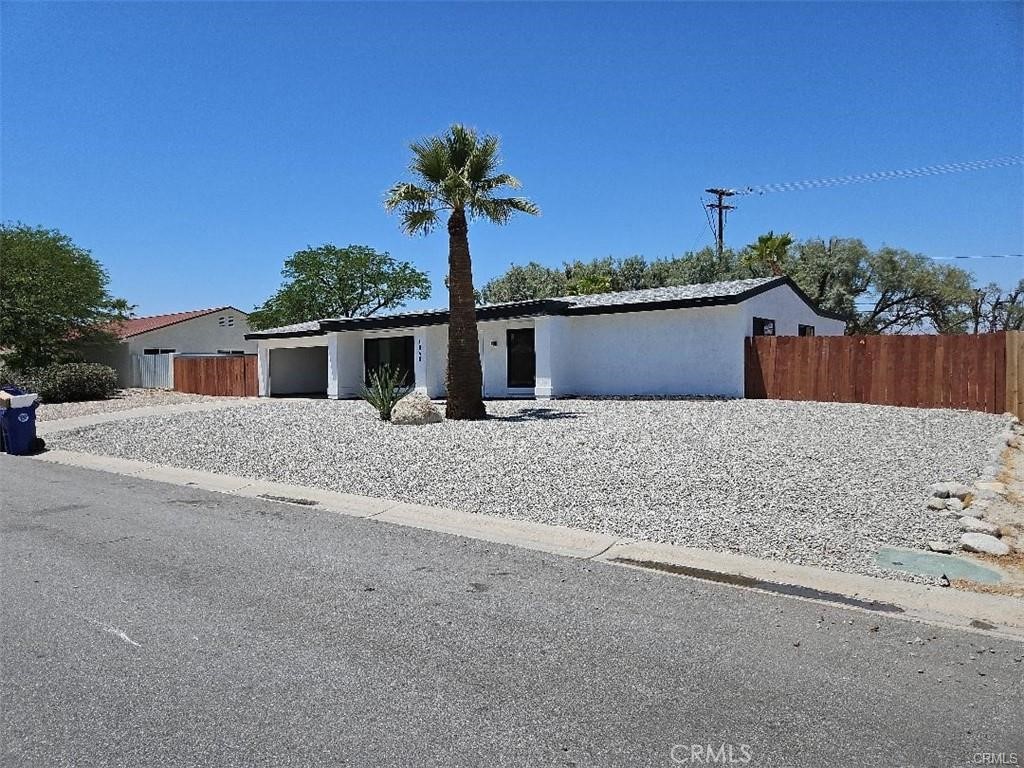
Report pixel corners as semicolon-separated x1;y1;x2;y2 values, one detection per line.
364;336;415;386
752;317;775;337
506;328;536;388
143;348;175;354
217;349;246;355
798;324;816;337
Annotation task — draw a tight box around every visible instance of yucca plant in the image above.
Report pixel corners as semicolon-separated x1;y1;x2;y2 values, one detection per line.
360;364;413;421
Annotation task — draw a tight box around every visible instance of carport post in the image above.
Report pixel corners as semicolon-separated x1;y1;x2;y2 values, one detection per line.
413;331;428;395
534;316;568;399
257;346;270;397
326;333;342;399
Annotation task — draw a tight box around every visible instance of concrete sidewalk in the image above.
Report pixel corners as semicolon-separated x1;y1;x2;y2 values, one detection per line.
29;448;1024;639
36;399;263;436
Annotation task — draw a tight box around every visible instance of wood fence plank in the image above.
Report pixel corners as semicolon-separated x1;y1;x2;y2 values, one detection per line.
172;355;257;397
741;332;1012;416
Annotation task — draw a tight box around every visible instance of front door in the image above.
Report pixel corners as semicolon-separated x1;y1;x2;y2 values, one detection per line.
506;328;536;389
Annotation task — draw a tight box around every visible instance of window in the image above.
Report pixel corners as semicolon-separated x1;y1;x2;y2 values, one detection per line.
506;328;536;388
798;324;816;337
143;348;175;355
217;349;246;355
752;317;776;337
218;316;235;327
364;336;415;386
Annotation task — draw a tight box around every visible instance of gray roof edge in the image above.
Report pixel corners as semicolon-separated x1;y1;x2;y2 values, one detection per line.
244;277;845;339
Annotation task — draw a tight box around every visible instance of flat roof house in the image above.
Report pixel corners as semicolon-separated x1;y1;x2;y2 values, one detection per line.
245;276;846;400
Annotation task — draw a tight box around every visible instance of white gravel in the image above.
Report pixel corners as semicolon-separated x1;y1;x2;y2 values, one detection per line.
55;398;1009;580
37;389;223;422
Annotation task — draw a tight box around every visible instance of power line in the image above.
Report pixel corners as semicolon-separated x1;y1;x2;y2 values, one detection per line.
930;253;1023;260
731;156;1023;196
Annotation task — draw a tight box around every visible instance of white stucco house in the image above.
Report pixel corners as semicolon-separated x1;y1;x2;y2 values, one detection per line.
84;306;256;386
244;277;845;400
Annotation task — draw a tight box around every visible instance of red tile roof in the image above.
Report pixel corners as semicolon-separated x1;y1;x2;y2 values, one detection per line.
111;307;244;339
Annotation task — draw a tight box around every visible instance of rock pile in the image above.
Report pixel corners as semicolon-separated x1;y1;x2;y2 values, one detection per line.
923;416;1023;558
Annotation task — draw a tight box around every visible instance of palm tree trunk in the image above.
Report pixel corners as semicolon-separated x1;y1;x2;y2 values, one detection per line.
445;207;487;419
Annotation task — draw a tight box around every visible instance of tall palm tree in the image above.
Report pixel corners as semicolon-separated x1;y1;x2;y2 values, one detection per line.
385;124;539;420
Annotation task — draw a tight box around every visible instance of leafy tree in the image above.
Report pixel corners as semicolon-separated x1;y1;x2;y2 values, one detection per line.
479;236;991;335
785;238;869;321
0;223;131;369
954;280;1024;333
847;247;974;334
248;244;430;331
479;262;567;303
386;124;538;420
562;258;616;295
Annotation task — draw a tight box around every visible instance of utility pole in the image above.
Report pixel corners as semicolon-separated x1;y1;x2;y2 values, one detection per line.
704;188;736;258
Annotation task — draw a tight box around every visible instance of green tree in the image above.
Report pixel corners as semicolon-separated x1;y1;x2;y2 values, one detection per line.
0;223;131;370
386;124;539;420
952;279;1024;333
478;262;567;303
248;244;430;331
741;231;793;276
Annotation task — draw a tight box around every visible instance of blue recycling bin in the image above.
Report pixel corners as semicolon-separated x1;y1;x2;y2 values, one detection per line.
0;386;43;456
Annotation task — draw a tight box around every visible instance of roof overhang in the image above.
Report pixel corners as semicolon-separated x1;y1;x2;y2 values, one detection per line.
245;278;844;340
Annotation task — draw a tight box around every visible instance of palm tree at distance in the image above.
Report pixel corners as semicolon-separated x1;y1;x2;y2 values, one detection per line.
386;124;539;420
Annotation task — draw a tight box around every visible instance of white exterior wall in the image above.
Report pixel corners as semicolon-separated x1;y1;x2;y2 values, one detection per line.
478;318;541;398
257;325;448;399
562;305;748;397
738;287;845;337
254;284;844;400
125;309;256;357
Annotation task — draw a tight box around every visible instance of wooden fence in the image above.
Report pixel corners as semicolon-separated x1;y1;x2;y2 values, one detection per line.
745;331;1023;418
173;354;258;397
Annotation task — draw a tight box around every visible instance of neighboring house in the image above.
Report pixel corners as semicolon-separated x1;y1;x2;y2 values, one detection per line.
245;277;845;400
84;306;256;387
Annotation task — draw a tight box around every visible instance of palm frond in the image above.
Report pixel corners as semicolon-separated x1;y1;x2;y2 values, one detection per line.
445;124;478;173
410;138;450;185
468;196;540;224
475;173;521;193
384;182;434;212
465;134;500;184
401;208;440;236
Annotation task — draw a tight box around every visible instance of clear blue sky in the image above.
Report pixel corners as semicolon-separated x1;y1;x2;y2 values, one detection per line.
2;1;1022;316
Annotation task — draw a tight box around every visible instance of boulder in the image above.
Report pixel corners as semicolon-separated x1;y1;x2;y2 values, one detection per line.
960;533;1011;556
928;482;972;500
957;506;984;520
975;481;1007;495
946;498;964;513
390;395;444;425
959;516;1001;536
926;497;947;511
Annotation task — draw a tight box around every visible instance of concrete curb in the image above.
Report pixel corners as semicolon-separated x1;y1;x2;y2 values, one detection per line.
28;449;1024;640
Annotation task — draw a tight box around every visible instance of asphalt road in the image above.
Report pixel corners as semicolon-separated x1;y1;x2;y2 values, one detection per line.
2;457;1022;768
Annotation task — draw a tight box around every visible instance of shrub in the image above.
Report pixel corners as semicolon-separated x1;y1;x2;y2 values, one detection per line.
360;364;412;421
34;362;119;403
0;360;40;393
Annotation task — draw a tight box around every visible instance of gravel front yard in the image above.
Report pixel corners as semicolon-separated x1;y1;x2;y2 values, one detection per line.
55;399;1009;579
37;389;225;422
